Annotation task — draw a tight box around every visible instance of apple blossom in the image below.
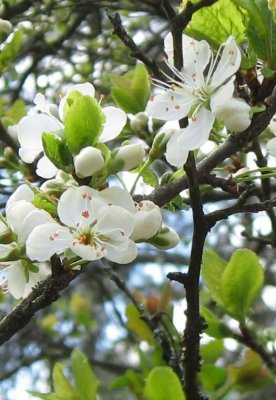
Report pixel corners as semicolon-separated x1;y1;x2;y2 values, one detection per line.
26;186;137;264
146;34;251;167
74;146;105;178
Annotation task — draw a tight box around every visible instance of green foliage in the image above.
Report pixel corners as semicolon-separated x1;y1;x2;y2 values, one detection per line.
0;30;22;75
29;349;99;400
42;133;73;172
186;0;247;48
221;249;264;322
199;365;227;393
144;367;185;400
202;249;227;306
203;249;264;322
200;307;233;339
64;96;105;154
232;0;276;70
110;63;151;114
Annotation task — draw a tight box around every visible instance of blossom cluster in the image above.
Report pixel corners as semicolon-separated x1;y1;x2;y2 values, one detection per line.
0;78;183;299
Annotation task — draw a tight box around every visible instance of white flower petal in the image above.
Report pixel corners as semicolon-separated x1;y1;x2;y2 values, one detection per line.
22;262;50;298
146;90;196;121
6;184;34;210
5;261;26;299
267;137;276;157
210;77;235;112
74;146;104;178
6;201;36;235
211;37;241;88
71;241;105;261
165;131;189;167
36;155;58;179
215;98;251;132
19;208;53;244
104;239;137;264
178;107;215;150
58;186;100;227
18;114;62;163
96;206;134;241
131;201;162;241
99;107;127;142
26;223;72;261
99;186;135;213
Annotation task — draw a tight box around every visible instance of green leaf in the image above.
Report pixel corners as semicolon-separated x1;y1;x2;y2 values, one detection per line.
202;250;227;306
232;0;276;69
201;339;224;364
199;365;227;392
0;30;23;75
71;349;99;400
221;249;264;321
64;95;105;154
200;307;233;339
185;0;247;49
140;165;159;188
6;99;26;123
110;370;144;397
33;193;58;217
111;63;150;114
28;391;58;400
144;367;185;400
42;133;73;172
52;363;80;400
125;303;154;344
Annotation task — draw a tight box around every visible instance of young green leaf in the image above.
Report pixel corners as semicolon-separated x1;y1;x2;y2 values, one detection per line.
221;249;264;322
0;30;22;75
185;0;247;48
71;349;99;400
202;250;227;306
144;367;185;400
64;95;105;154
42;133;73;172
52;363;80;399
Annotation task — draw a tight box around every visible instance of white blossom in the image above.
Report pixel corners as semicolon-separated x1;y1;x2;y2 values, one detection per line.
146;34;251;167
26;186;137;264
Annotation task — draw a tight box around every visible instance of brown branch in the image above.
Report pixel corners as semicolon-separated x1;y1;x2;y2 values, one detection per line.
175;152;208;400
147;99;276;207
106;11;163;79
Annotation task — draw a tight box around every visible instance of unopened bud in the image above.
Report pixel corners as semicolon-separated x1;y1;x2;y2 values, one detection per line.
130;112;148;133
112;143;145;171
148;226;179;249
149;129;175;161
74;146;104;178
215;98;251;132
131;200;162;241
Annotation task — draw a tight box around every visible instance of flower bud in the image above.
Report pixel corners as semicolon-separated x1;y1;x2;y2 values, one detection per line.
215;98;251;132
268;0;276;21
112;143;145;171
74;146;104;178
131;200;162;241
0;19;12;43
147;226;179;249
149;129;175;161
130;112;148;133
